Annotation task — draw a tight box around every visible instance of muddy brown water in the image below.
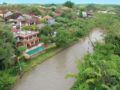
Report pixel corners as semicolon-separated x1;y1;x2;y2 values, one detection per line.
13;29;104;90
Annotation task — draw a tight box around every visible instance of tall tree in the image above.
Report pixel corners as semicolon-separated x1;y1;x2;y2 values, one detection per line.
63;1;74;8
0;26;15;69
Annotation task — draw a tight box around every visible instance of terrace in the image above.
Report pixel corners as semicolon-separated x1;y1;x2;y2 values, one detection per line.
14;30;39;38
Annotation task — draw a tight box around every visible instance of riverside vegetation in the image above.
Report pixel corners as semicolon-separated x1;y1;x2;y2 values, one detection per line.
71;14;120;90
0;2;120;90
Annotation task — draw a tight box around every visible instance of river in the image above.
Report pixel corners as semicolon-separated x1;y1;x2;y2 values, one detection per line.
13;29;104;90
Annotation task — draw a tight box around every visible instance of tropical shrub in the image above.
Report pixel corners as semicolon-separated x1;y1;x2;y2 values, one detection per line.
22;25;39;31
71;44;120;90
0;71;16;90
0;27;15;70
54;29;77;47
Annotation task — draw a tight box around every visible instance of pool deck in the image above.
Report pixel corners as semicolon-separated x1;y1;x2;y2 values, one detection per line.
25;43;45;57
26;43;44;52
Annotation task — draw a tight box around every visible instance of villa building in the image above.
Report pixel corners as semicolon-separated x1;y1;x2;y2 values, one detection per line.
16;31;39;48
4;11;22;22
17;14;41;25
82;10;94;18
12;26;40;48
44;15;55;25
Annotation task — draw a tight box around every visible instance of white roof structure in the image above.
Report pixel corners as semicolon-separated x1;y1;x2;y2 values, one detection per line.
23;14;32;20
82;11;87;17
14;30;39;38
4;11;13;18
17;16;25;21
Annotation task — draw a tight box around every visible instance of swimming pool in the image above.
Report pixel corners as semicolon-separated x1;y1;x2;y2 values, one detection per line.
27;46;45;56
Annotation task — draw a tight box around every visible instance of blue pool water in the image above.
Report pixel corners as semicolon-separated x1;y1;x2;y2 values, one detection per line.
27;46;45;56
